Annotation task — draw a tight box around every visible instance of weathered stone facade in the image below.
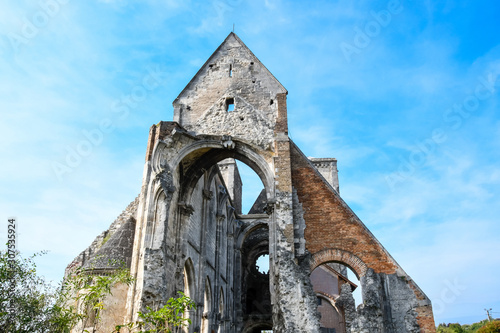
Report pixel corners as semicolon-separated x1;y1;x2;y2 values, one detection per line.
68;33;436;333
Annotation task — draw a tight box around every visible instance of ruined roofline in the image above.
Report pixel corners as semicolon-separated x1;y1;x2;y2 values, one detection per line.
289;140;427;288
172;32;288;106
290;139;390;261
65;196;139;276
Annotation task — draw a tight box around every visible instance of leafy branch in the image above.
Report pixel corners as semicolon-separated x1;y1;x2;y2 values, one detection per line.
114;291;196;333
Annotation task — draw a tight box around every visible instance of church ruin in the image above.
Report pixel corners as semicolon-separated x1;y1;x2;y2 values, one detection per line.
67;32;436;333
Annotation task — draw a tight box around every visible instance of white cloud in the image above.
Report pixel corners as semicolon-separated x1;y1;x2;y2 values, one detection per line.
1;1;499;325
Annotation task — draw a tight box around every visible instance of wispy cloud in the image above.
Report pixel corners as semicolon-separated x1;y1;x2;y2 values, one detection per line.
1;0;499;325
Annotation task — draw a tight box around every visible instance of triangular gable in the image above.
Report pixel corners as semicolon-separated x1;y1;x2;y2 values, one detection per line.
172;32;289;149
289;140;404;275
173;32;286;104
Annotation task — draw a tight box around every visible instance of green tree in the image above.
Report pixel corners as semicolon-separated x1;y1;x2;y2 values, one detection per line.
437;320;496;333
65;260;134;331
464;320;490;332
477;321;500;333
0;250;80;332
1;250;134;333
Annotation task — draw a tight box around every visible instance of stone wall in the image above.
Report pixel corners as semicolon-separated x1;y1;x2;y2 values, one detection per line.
65;196;139;276
67;32;436;333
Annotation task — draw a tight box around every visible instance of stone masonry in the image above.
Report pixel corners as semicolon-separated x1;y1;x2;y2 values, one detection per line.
68;32;436;333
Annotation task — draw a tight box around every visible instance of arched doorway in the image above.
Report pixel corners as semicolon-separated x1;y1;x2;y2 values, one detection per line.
168;140;274;333
309;249;366;333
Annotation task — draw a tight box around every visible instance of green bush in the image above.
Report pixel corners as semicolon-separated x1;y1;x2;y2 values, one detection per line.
0;251;79;332
477;321;500;333
114;292;197;333
1;250;135;332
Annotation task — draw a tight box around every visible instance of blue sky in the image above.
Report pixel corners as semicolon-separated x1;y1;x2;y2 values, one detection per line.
1;0;499;325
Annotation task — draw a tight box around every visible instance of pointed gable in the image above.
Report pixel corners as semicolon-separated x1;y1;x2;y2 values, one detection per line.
173;33;287;149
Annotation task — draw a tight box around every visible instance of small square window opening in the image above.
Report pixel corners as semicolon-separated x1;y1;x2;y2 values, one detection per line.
226;98;235;112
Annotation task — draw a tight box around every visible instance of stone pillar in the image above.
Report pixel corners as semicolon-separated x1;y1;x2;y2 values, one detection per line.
269;94;321;332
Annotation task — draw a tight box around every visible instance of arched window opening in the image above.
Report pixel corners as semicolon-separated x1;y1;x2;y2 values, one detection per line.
311;263;361;333
234;160;265;214
183;259;195;333
219;288;224;317
145;191;166;248
217;159;265;215
202;278;212;333
241;225;271;332
217;288;225;333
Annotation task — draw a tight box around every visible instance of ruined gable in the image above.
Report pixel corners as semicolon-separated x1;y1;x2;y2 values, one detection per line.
173;32;287;150
68;33;436;333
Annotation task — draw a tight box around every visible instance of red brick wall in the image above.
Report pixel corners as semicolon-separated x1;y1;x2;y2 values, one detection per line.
290;143;397;275
274;139;293;193
275;93;288;134
415;305;437;333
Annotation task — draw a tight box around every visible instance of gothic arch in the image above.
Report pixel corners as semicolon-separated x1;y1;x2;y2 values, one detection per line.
219;287;224;317
236;221;269;250
202;277;212;333
144;189;167;249
309;248;368;280
154;138;274;204
183;258;196;299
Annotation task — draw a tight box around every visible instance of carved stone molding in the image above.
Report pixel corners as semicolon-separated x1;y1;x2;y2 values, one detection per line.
221;135;235;149
202;189;214;200
178;202;195;216
155;169;175;194
226;206;236;225
216;185;229;218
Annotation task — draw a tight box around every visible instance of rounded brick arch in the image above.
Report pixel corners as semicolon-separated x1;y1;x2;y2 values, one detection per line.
310;248;368;279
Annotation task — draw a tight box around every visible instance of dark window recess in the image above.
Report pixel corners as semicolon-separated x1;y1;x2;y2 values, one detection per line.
270;99;274;105
229;64;232;77
226;98;235;112
319;328;336;333
317;297;322;305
